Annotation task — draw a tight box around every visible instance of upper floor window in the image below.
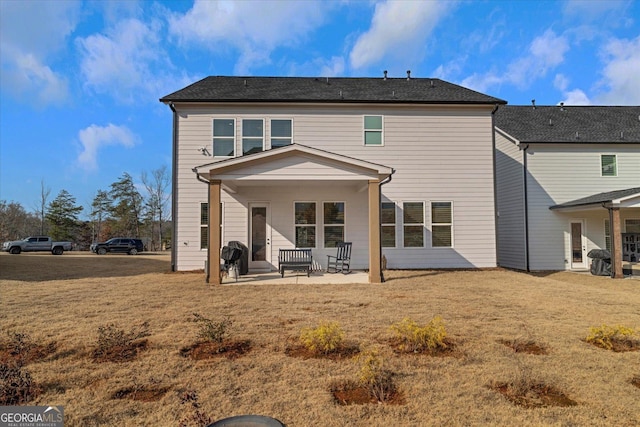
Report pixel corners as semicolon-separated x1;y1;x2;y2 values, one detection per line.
271;119;292;148
601;154;617;177
403;202;424;247
364;115;383;146
381;202;396;247
242;119;264;155
295;202;316;248
324;202;345;248
431;202;453;248
213;119;235;157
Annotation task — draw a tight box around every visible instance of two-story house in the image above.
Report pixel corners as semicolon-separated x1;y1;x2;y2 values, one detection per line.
495;105;640;277
160;75;506;284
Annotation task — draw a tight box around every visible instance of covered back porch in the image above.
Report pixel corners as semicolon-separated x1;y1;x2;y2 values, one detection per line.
194;144;394;285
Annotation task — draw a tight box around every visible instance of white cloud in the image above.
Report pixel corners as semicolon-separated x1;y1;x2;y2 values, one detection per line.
77;16;196;104
595;35;640;104
349;1;451;70
461;29;569;92
0;0;79;107
169;0;329;74
77;124;136;171
561;89;592;105
553;73;570;92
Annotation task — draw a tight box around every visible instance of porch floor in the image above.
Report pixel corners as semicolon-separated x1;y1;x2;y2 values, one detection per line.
221;270;370;285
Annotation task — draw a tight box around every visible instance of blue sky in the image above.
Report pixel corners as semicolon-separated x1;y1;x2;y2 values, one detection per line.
1;0;639;217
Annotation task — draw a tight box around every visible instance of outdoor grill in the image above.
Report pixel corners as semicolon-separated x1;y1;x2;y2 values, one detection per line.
221;245;243;281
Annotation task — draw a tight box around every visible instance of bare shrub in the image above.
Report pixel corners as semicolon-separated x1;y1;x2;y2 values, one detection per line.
178;390;212;427
0;361;41;405
92;322;150;362
191;313;232;343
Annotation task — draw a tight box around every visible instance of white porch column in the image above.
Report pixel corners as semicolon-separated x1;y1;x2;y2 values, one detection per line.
368;179;381;284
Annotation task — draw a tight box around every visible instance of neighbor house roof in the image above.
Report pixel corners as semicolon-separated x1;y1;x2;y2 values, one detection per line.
495;105;640;144
160;75;506;105
550;187;640;210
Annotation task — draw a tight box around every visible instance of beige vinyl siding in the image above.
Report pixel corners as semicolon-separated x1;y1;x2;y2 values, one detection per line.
173;103;497;270
494;132;527;270
525;144;640;270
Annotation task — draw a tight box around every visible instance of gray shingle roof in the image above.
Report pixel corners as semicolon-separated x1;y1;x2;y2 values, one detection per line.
495;105;640;144
550;187;640;210
160;76;506;105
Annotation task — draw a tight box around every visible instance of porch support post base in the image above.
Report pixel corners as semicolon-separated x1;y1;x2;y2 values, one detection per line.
368;179;382;284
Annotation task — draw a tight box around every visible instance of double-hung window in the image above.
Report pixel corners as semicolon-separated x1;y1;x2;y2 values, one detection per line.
271;119;292;148
200;203;208;249
431;202;453;247
213;119;235;157
627;219;640;233
601;154;617;177
403;202;424;247
381;202;396;247
324;202;345;248
295;202;316;248
604;219;612;252
364;115;383;146
242;119;264;155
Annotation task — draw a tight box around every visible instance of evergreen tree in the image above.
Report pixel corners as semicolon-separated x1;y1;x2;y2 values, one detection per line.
45;190;83;241
90;190;112;242
110;173;143;237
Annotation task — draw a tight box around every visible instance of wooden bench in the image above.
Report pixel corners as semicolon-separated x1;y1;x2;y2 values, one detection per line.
278;248;313;277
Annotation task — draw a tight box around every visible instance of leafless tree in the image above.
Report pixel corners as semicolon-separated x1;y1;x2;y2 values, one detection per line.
141;165;171;250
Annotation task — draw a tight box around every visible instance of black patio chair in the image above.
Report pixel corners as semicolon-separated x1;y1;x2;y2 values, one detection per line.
327;242;352;274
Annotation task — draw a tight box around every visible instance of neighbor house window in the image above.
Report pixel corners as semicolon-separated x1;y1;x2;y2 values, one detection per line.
604;219;611;252
324;202;345;248
626;219;640;233
431;202;453;247
364;115;383;146
601;154;617;176
403;202;424;247
271;119;292;148
242;119;264;155
381;202;396;247
295;202;316;248
200;203;208;249
213;119;235;157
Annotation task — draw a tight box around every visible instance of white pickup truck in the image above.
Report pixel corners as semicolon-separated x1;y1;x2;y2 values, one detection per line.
2;236;73;255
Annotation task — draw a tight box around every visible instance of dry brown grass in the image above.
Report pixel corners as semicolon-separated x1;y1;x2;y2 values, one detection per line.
1;252;639;426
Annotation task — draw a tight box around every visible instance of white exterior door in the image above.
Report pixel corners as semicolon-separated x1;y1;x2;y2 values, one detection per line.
570;220;587;269
249;203;271;271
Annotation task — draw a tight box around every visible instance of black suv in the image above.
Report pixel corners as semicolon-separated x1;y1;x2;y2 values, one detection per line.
91;238;144;255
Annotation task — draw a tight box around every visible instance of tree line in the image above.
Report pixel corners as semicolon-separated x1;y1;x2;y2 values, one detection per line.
0;166;171;251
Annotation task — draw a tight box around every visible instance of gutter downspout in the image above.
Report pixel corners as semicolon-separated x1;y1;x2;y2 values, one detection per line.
491;104;500;268
521;143;530;272
169;102;178;272
193;167;211;282
379;169;395;283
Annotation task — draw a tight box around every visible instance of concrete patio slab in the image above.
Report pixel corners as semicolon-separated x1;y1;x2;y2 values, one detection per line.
220;270;369;285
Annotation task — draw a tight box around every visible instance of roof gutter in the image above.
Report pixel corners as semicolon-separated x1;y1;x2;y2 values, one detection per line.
521;143;530;272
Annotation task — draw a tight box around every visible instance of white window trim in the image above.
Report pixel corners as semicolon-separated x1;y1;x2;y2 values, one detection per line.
381;201;397;248
363;115;384;146
430;201;454;248
322;201;346;249
294;201;317;249
241;118;265;155
270;118;294;149
212;118;236;158
600;154;617;177
402;201;425;249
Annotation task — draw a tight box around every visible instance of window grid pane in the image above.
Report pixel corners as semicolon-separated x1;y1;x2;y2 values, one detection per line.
213;119;234;136
200;203;208;225
213;139;234;156
604;219;611;252
324;202;344;225
601;155;617;176
431;202;452;247
364;116;382;130
296;226;316;248
404;225;424;247
295;202;316;248
626;219;640;233
382;226;395;247
403;202;423;224
432;202;452;224
324;226;344;248
432;225;452;247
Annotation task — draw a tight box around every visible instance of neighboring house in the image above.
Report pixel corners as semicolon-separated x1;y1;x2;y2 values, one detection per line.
495;105;640;277
160;74;506;284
